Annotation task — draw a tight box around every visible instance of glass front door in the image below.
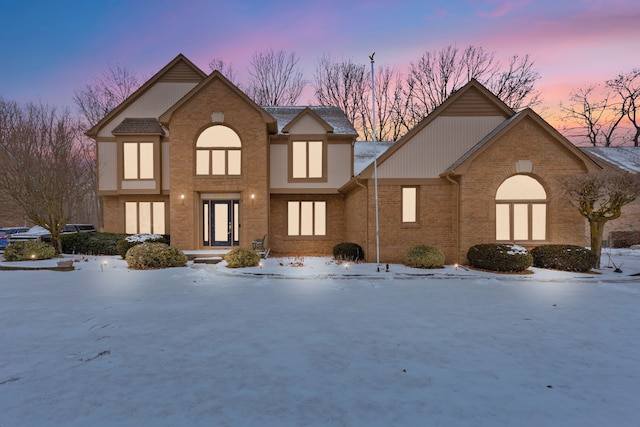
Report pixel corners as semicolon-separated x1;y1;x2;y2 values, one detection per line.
203;200;239;247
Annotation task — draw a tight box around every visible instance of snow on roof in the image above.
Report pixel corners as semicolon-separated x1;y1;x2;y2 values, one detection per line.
262;106;357;135
353;141;395;175
581;147;640;173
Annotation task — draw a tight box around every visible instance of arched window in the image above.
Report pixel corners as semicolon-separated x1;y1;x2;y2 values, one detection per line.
495;175;547;241
196;125;241;175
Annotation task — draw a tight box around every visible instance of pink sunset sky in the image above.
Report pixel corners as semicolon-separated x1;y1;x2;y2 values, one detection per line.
1;0;638;130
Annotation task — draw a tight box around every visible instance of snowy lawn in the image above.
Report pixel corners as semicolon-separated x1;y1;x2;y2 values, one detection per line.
1;250;639;427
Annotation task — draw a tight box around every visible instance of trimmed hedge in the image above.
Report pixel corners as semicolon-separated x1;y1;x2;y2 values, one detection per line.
531;244;597;272
117;234;168;258
61;232;128;255
333;242;365;261
467;243;533;272
4;241;56;261
404;245;445;269
125;242;187;270
609;230;640;248
224;248;261;268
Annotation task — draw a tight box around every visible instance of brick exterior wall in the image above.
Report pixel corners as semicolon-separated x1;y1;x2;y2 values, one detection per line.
167;78;270;250
269;194;345;257
457;117;590;263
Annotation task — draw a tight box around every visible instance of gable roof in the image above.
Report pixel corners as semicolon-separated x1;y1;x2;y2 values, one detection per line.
351;79;514;180
442;108;602;175
580;146;640;173
112;118;165;136
262;106;358;136
158;70;277;133
86;54;206;138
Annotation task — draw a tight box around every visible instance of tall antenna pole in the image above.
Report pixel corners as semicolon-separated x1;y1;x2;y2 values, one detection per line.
370;52;380;271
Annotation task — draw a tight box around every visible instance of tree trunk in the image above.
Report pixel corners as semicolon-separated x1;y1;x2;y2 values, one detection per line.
589;219;606;269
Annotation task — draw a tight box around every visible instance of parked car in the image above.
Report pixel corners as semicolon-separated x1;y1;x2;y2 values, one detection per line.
7;224;96;244
0;227;30;249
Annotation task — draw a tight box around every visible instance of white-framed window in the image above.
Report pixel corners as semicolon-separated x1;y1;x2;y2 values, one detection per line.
287;201;326;236
495;175;546;241
125;201;166;234
196;125;241;175
402;187;418;223
124;142;154;179
292;140;323;179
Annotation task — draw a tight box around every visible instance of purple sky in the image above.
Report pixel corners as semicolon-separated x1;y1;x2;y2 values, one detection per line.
1;0;638;125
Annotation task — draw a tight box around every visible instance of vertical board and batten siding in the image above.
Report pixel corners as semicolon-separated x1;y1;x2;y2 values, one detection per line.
378;116;505;178
97;142;117;191
97;82;198;137
270;144;352;190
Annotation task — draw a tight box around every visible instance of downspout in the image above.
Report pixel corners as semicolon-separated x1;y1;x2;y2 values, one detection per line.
444;173;461;265
355;177;370;262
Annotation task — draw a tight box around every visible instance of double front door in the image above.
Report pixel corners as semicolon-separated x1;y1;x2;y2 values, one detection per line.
203;200;239;247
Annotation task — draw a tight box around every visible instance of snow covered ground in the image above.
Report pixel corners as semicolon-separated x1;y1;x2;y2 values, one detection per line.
1;249;639;426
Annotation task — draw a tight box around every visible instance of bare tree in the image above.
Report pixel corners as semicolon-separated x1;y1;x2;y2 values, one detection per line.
73;64;141;128
246;49;307;106
404;45;541;130
208;57;241;87
560;85;627;146
313;54;369;139
0;100;95;254
367;64;408;141
559;171;640;268
607;68;640;146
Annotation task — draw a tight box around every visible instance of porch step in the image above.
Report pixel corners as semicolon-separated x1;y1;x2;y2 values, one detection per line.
192;256;223;264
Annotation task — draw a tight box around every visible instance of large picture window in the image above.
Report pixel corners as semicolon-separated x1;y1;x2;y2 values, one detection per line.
292;140;323;179
125;201;166;234
124;142;154;179
196;125;241;175
287;201;326;236
495;175;546;241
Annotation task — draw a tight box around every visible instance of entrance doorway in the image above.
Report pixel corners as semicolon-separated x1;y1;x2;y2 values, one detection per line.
202;200;239;247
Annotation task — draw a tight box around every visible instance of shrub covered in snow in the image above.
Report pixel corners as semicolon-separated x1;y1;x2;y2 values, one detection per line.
61;232;128;255
467;243;532;272
404;245;445;269
117;234;168;258
332;242;365;261
4;241;56;261
531;244;597;272
224;248;261;268
125;242;187;270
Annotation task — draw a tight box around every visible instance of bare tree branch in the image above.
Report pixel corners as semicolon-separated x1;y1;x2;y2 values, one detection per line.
246;49;307;106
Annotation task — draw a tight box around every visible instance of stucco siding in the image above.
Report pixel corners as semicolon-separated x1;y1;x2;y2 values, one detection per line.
98;142;117;191
378;116;505;178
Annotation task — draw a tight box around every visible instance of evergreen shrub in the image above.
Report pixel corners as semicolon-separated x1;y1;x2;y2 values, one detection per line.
117;234;168;258
332;242;365;261
531;244;597;272
61;232;128;255
404;245;445;268
224;248;261;268
4;241;56;261
467;243;532;272
125;242;187;270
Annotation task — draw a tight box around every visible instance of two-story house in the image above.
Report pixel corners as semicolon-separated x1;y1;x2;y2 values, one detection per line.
88;53;602;265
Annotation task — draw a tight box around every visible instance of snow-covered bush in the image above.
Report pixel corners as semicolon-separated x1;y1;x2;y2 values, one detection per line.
125;242;187;270
531;244;597;272
467;243;532;272
404;245;445;269
61;232;128;255
332;242;365;261
224;248;260;268
4;241;56;261
117;234;168;258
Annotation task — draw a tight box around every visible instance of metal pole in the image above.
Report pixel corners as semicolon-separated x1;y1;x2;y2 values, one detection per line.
370;53;380;271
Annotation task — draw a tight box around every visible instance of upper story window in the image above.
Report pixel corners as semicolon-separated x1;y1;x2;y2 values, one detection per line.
124;142;154;179
495;175;547;241
196;125;241;176
291;140;324;180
